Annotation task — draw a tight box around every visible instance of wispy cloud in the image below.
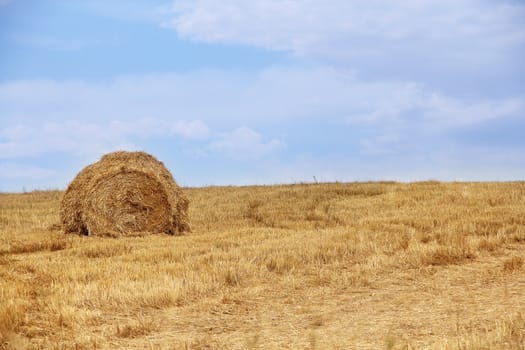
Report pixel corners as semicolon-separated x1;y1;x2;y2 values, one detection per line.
1;69;522;163
166;0;525;74
2;69;520;128
0;162;56;180
0;117;283;163
172;120;210;139
345;89;523;128
208;127;284;160
0;120;138;159
0;118;211;159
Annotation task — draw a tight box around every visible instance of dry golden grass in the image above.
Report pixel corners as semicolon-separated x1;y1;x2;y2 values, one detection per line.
0;182;524;349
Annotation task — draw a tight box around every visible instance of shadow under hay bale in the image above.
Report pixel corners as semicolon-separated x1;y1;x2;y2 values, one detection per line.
60;151;190;237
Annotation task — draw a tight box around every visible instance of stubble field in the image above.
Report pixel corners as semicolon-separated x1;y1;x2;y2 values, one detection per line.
1;182;524;349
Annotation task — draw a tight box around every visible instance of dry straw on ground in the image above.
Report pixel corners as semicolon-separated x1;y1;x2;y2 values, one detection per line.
60;151;190;237
1;182;524;348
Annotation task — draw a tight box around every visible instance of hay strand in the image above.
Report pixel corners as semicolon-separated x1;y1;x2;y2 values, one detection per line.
60;151;190;237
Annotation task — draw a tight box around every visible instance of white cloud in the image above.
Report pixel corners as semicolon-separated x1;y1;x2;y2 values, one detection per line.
208;127;284;160
172;120;210;139
106;118;210;139
0;118;212;159
0;72;251;124
0;162;56;180
349;92;524;155
346;89;523;127
166;0;525;73
422;95;524;127
1;70;522;162
3;68;520;130
0;115;282;164
0;120;127;159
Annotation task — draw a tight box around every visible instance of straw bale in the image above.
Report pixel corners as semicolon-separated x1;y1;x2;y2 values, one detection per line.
60;151;190;237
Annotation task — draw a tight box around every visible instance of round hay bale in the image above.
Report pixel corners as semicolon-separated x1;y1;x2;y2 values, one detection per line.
60;151;190;237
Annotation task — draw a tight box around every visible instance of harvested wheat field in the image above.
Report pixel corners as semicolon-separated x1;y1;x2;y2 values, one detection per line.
1;182;524;349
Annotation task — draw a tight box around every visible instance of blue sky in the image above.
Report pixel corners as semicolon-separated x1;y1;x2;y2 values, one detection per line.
1;0;524;191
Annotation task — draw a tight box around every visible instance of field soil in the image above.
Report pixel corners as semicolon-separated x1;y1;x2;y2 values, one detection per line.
1;182;524;349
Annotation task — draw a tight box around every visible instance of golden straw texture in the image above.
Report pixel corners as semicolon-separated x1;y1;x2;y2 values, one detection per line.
60;151;190;237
